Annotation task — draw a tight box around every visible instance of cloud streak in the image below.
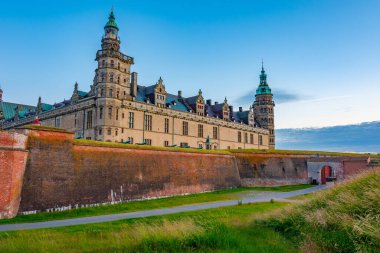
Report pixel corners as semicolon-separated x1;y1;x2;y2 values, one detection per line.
235;89;352;106
234;89;304;104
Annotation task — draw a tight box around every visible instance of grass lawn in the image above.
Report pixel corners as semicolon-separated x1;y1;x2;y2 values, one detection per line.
0;202;296;253
0;184;313;224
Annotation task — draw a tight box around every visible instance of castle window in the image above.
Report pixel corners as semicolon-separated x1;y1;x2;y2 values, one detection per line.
108;107;112;119
164;118;169;133
102;60;105;67
250;134;254;144
198;124;204;138
122;113;125;119
213;127;218;139
117;76;120;84
244;132;248;143
124;79;127;84
86;110;93;129
199;143;203;149
98;128;102;135
101;74;105;82
182;121;189;136
107;128;111;135
99;107;103;119
164;140;169;147
121;128;124;133
115;129;118;136
116;108;119;120
109;89;113;97
100;88;104;97
110;73;114;82
118;62;120;70
238;131;242;143
117;90;120;99
110;60;114;68
180;142;188;148
55;117;61;128
144;114;152;131
144;139;152;145
128;137;134;144
129;112;134;128
259;135;263;145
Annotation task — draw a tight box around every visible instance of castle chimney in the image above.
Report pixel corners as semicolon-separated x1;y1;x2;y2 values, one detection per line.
178;90;182;97
131;72;138;97
229;106;234;113
214;101;218;105
206;99;212;106
239;107;243;112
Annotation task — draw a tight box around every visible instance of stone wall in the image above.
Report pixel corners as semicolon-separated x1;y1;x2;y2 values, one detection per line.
233;153;311;186
0;131;28;218
19;129;240;212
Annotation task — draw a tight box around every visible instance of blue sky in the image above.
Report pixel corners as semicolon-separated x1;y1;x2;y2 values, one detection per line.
0;0;379;129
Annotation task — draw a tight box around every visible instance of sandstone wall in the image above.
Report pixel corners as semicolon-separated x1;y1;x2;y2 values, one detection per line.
0;131;28;218
233;153;311;186
19;130;240;212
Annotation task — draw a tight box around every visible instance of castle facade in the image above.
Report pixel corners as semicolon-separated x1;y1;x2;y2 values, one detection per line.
0;11;275;150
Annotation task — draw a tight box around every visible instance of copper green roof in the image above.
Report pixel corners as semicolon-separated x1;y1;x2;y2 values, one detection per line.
256;66;272;95
0;101;53;120
104;10;118;30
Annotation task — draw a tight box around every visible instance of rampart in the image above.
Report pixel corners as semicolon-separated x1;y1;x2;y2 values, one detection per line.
0;127;378;218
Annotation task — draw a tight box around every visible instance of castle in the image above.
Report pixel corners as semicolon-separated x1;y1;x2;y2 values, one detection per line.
0;11;275;150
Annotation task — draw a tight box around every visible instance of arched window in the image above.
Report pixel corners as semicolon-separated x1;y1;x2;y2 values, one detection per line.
110;73;114;82
117;76;120;83
110;60;114;68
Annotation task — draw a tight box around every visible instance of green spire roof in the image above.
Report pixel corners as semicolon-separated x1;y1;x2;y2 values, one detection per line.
256;63;272;95
104;10;119;30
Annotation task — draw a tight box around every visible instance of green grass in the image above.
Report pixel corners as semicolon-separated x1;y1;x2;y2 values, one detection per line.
262;170;380;253
0;202;296;253
0;184;313;224
74;139;232;155
228;148;380;158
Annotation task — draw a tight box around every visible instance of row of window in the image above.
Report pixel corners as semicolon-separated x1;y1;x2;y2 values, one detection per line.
100;60;128;73
237;131;263;145
100;73;127;84
99;88;127;98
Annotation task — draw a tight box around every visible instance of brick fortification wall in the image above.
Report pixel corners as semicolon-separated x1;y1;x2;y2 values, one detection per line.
19;130;240;212
233;153;311;186
0;131;28;218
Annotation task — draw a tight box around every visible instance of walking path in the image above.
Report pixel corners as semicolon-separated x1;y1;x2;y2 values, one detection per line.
0;185;328;232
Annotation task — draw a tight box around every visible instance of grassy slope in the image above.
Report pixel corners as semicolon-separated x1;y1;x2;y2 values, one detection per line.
263;170;380;253
0;184;312;224
0;202;296;253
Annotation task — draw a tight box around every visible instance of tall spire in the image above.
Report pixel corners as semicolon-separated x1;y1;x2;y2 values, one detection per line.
260;61;267;85
104;9;119;31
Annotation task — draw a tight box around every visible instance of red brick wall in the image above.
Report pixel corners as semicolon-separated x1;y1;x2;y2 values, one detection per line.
0;131;28;218
233;153;310;186
343;160;370;177
19;133;240;212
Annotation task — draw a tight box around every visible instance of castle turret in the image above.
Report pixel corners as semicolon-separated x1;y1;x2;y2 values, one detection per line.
253;63;275;149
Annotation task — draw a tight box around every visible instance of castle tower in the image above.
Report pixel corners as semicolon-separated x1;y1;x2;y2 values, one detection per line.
94;10;134;101
93;10;135;139
253;63;275;149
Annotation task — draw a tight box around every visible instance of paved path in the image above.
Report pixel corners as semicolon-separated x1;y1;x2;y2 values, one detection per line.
0;185;328;232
